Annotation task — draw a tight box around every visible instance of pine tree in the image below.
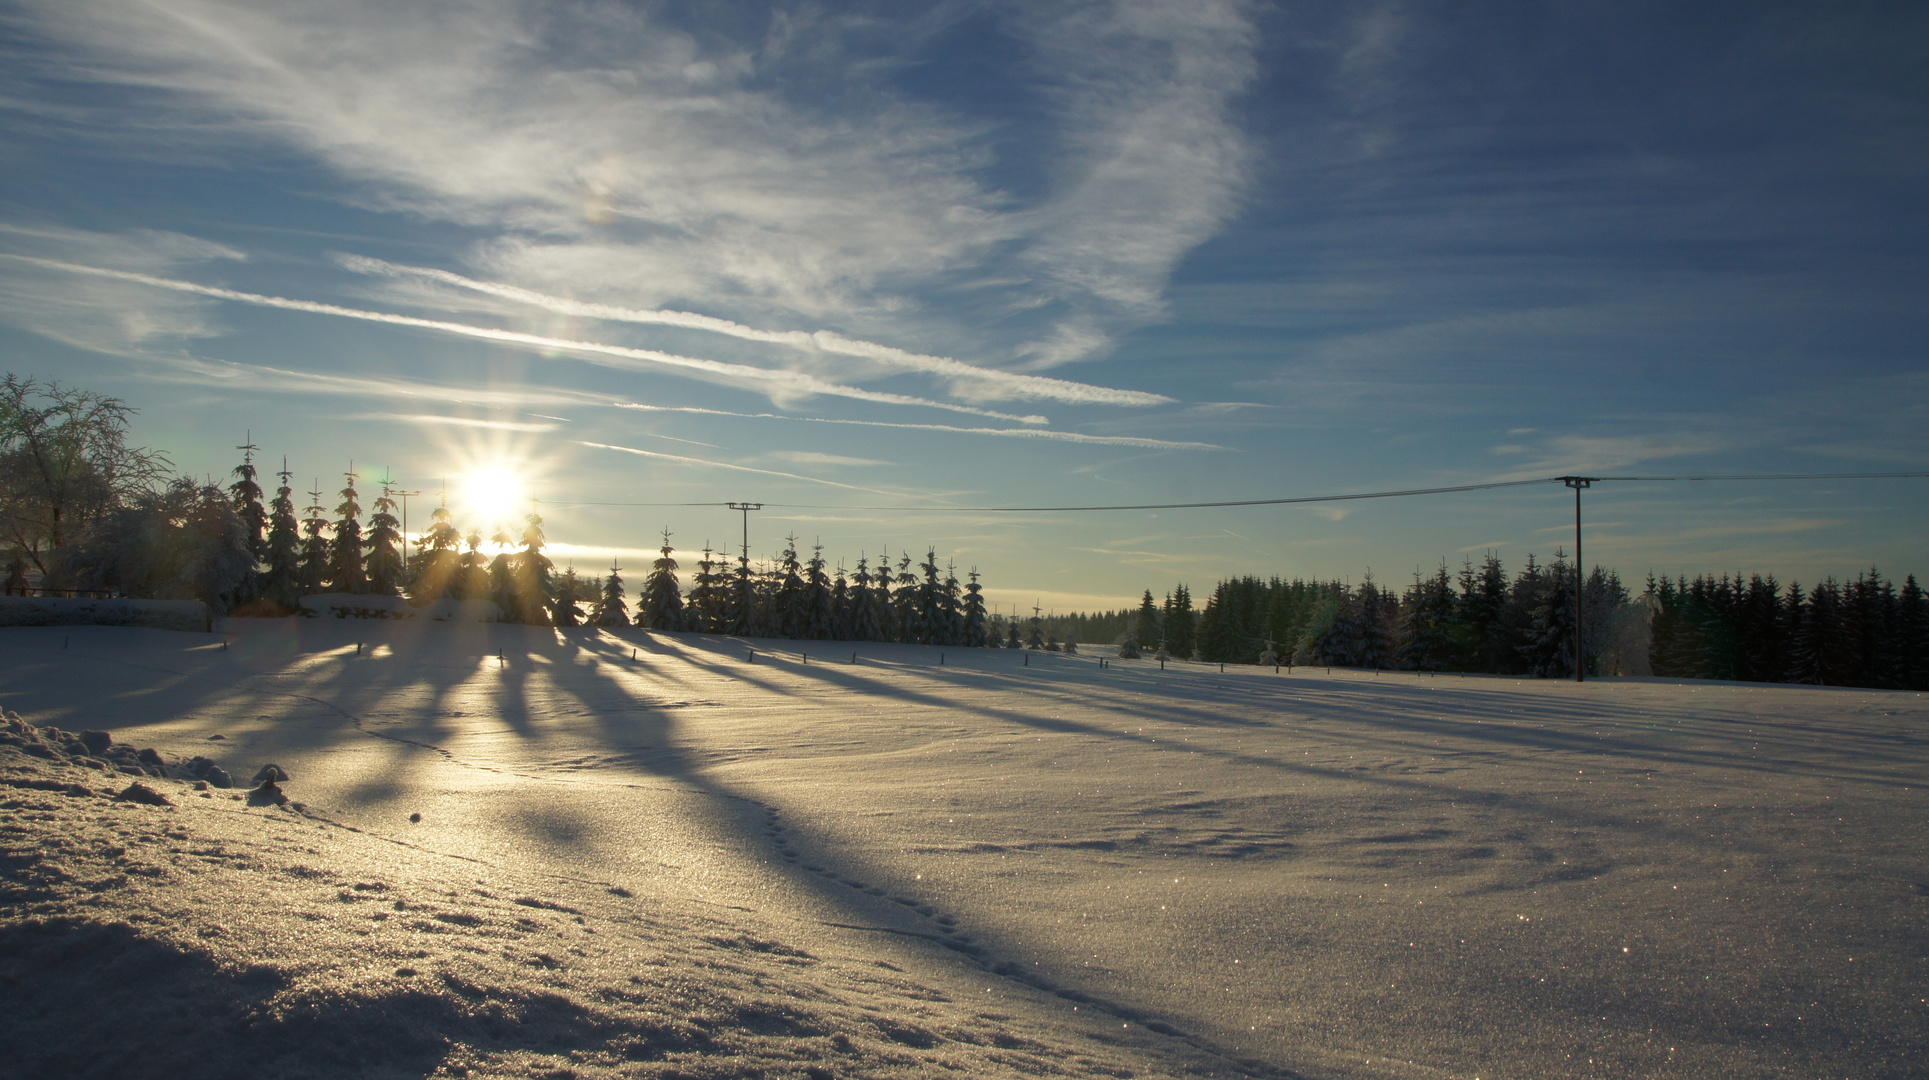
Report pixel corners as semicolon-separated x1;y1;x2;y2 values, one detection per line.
1898;575;1928;691
412;498;463;601
893;552;921;644
803;542;834;639
1026;603;1045;649
511;514;555;625
690;543;725;628
1355;574;1393;669
1006;617;1022;649
488;527;518;620
830;566;852;640
459;530;491;602
769;534;805;638
1398;563;1458;671
938;559;965;645
848;556;884;641
1522;556;1576;678
260;457;302;609
962;568;989;647
916;548;944;645
590;559;630;627
727;544;758;636
297;481;331;597
2;550;26;595
229;434;268;563
365;478;404;596
1133;590;1161;651
639;530;685;631
329;467;367;594
1162;586;1197;659
545;565;579;626
1315;585;1364;667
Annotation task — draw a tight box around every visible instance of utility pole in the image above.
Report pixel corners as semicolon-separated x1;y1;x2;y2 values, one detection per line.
377;468;422;569
726;502;762;566
1561;476;1598;683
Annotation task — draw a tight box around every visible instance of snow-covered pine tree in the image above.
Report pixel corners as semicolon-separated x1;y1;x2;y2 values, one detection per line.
364;478;404;596
830;565;851;640
413;499;462;601
727;546;757;636
872;549;899;642
329;468;367;594
848;556;883;641
803;542;834;639
515;514;556;625
938;558;964;645
639;529;685;631
883;551;913;643
219;438;265;609
590;559;629;627
488;527;518;620
1026;603;1045;649
770;534;806;638
1006;616;1022;649
259;457;302;610
459;530;491;601
685;544;719;632
297;481;331;597
962;568;988;646
915;549;943;645
229;434;268;564
546;565;580;626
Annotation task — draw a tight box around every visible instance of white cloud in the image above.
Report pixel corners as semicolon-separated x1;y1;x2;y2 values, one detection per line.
763;450;891;468
0;224;243;355
337;255;1173;407
4;253;1048;423
9;0;1257;374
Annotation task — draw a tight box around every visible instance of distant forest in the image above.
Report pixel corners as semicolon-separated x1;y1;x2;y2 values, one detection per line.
5;377;1922;688
1056;557;1929;691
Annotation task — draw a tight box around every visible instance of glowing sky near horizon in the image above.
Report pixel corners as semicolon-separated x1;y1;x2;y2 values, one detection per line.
0;1;1924;610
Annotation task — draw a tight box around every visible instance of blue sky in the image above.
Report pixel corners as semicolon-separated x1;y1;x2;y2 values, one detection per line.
1;0;1923;613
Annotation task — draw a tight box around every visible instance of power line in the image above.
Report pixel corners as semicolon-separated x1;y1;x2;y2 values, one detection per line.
535;470;1927;514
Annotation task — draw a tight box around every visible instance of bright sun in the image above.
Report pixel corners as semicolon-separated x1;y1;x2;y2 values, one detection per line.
457;465;528;527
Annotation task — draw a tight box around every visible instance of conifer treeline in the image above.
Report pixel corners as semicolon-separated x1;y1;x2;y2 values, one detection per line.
1106;555;1929;689
1649;570;1929;689
108;445;1012;645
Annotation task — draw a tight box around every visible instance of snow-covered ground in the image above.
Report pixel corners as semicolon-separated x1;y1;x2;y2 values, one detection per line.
4;621;1924;1079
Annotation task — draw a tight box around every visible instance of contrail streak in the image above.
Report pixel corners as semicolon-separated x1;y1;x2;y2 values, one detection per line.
338;255;1173;407
1;254;1048;424
576;441;911;497
611;404;1226;450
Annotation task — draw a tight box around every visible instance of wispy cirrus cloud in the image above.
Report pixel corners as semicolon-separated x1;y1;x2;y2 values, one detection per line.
611;403;1227;451
1;253;1048;423
576;441;909;498
5;0;1257;370
338;255;1173;407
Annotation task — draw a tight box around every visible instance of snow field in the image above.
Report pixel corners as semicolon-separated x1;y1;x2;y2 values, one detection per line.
3;621;1925;1079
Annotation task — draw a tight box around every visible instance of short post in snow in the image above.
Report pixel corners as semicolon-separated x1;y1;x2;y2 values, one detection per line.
632;647;637;661
356;642;363;656
1160;658;1165;670
801;652;807;664
748;649;755;663
940;653;945;665
851;651;857;664
1023;653;1029;666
